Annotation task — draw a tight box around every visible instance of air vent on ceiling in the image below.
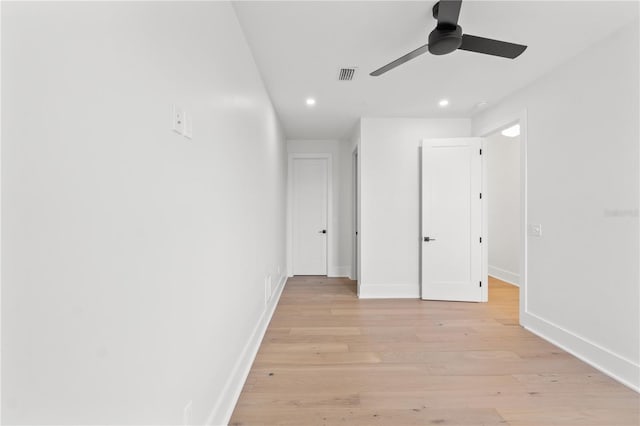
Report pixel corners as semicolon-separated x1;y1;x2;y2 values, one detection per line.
338;67;357;81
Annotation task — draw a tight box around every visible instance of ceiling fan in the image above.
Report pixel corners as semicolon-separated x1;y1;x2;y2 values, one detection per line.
370;0;527;76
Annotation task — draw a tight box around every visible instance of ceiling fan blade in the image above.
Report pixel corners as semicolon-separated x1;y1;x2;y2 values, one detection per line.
459;34;527;59
436;0;463;27
370;43;429;76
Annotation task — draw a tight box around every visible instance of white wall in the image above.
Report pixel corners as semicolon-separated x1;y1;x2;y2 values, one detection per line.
359;118;471;298
486;132;521;285
287;140;352;277
2;2;286;424
473;20;639;390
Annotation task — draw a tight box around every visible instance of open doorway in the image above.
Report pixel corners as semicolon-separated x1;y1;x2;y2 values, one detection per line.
485;124;521;287
480;113;528;323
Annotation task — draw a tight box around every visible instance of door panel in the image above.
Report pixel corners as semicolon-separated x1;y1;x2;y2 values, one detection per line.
292;158;328;275
421;138;483;302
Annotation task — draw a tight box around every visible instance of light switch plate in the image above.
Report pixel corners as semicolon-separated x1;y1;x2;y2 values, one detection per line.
528;223;542;237
172;105;184;135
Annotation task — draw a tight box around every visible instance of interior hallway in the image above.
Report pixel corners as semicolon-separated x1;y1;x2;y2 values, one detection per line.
230;277;639;425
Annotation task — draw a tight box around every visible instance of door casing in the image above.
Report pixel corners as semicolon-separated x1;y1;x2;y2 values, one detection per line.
352;147;359;283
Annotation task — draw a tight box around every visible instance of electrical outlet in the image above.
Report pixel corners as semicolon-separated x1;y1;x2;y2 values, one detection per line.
182;400;192;426
172;105;184;135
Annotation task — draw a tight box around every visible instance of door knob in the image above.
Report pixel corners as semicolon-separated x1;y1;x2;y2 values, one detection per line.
423;236;436;242
319;230;327;234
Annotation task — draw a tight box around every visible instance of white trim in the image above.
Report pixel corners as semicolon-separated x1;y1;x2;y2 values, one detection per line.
205;274;287;426
328;265;351;278
351;146;359;283
358;283;420;299
287;153;333;277
480;138;488;302
0;1;3;416
522;311;640;393
354;143;362;297
488;266;520;287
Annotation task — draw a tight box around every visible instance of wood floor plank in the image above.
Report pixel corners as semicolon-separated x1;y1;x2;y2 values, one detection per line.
289;327;361;336
229;276;639;425
254;352;381;365
260;343;350;353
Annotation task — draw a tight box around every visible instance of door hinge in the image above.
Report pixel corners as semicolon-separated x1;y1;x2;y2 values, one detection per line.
479;193;482;199
479;149;482;155
479;237;482;243
479;281;482;287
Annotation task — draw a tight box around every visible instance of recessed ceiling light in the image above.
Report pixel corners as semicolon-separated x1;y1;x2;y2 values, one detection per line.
306;98;316;106
501;124;520;138
476;101;488;109
438;99;449;107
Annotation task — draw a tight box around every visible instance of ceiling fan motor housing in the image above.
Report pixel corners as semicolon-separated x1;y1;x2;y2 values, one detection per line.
428;25;463;55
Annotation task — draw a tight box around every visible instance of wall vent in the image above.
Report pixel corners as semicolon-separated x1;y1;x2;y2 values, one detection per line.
338;67;357;81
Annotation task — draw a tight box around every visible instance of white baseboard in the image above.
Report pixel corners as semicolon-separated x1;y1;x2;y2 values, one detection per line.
328;265;351;278
522;311;640;393
358;283;419;299
488;265;520;286
205;274;287;426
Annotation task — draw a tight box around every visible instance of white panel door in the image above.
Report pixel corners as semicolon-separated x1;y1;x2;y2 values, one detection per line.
421;138;483;302
292;158;328;275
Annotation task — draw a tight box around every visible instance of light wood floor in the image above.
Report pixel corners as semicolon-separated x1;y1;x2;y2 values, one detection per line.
230;276;639;425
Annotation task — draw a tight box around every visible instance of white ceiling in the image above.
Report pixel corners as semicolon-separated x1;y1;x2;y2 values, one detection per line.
233;1;638;140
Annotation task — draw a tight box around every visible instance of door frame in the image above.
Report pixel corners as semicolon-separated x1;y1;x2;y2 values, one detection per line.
287;153;333;277
351;147;359;283
475;109;528;324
